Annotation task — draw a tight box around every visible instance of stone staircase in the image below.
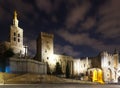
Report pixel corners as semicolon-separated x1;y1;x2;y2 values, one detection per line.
4;73;65;84
0;72;18;84
0;73;95;84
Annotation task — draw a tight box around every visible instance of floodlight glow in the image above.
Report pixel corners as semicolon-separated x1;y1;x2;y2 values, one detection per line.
117;69;120;76
5;66;10;73
49;54;56;65
74;60;81;75
92;69;104;84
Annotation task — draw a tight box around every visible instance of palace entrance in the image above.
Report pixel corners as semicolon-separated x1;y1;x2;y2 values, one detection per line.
88;68;104;84
107;68;112;82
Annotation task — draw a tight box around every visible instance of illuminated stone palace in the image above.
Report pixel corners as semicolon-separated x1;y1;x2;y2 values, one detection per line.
36;32;73;75
0;11;120;83
36;32;120;83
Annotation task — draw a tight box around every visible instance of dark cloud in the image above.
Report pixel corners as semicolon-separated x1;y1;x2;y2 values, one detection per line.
65;1;90;28
0;6;11;22
1;0;39;22
80;17;96;30
24;37;36;57
35;0;65;14
56;29;120;52
36;0;53;13
97;0;120;39
0;0;119;57
54;44;80;57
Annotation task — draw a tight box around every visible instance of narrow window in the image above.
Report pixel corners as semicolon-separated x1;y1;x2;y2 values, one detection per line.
14;32;16;36
108;61;111;65
84;64;85;67
18;34;20;37
45;50;47;53
14;37;16;41
18;39;20;42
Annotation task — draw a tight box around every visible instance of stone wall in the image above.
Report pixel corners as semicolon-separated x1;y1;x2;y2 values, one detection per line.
54;54;73;75
9;58;47;74
73;57;90;76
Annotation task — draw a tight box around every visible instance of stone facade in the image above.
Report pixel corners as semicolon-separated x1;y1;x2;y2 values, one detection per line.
36;32;74;75
100;51;119;82
53;54;73;75
36;32;120;83
36;32;54;62
0;11;47;74
9;11;26;56
74;51;120;83
73;57;91;76
9;57;46;74
0;11;26;56
0;11;120;83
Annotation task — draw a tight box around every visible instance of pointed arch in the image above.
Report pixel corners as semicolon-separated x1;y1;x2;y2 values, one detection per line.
107;68;112;82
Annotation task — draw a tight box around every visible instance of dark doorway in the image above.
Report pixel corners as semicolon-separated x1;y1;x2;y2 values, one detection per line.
118;76;120;84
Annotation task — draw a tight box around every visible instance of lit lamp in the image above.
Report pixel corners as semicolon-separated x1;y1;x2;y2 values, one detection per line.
24;45;28;58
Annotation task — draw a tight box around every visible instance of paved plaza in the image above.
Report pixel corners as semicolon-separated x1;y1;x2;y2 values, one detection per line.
0;84;120;88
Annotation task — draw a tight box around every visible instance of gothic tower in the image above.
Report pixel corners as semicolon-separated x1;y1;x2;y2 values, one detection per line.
113;49;119;69
37;32;54;62
10;11;25;55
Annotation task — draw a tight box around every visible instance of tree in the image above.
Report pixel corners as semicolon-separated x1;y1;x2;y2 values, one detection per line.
66;62;70;78
46;62;51;74
1;48;14;71
3;48;14;58
55;62;63;75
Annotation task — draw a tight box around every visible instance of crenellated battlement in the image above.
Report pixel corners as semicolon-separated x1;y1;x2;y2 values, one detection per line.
41;32;54;38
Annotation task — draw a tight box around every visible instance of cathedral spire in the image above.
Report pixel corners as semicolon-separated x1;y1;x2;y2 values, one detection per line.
13;10;19;27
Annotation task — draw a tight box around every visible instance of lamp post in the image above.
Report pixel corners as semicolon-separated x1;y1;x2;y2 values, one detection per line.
24;45;28;58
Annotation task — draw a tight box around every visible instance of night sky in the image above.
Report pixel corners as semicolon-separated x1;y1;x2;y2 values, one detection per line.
0;0;120;58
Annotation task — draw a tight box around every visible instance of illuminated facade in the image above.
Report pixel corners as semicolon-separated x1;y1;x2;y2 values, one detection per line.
0;11;26;56
73;57;91;76
36;32;73;75
0;11;119;83
100;51;119;82
9;11;26;56
36;32;120;83
74;51;120;83
88;68;104;83
8;11;46;74
0;11;46;74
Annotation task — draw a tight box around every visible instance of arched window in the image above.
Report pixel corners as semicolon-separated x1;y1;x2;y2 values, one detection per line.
108;61;111;65
18;34;20;37
14;37;16;41
14;32;16;36
18;39;20;42
84;64;85;67
45;50;47;53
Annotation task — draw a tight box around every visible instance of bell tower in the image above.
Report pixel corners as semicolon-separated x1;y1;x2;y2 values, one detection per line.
37;32;54;62
10;11;25;55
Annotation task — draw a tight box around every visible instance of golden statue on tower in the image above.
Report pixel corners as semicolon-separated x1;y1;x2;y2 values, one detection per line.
14;10;17;19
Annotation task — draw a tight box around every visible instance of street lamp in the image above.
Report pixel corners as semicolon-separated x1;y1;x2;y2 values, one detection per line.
24;45;28;58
